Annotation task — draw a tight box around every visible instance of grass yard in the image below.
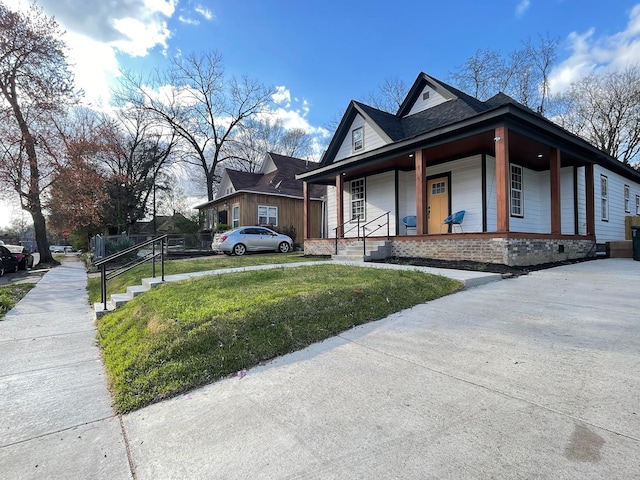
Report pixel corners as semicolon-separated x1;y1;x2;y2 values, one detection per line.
0;284;36;319
87;252;323;304
97;264;461;412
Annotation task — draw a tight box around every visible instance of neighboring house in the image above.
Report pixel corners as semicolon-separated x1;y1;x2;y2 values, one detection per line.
296;72;640;265
195;152;326;244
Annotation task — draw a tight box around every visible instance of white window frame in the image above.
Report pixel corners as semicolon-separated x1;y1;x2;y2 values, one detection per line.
258;205;278;226
510;164;524;217
232;205;240;227
624;184;630;213
636;195;640;215
600;175;609;221
350;178;365;221
352;126;363;152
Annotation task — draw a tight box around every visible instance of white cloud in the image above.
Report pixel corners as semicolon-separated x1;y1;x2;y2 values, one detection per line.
66;32;121;109
515;0;530;18
195;5;214;20
549;4;640;93
272;86;291;107
10;0;180;108
179;15;200;25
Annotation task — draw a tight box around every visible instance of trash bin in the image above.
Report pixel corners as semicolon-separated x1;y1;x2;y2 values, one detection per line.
632;226;640;261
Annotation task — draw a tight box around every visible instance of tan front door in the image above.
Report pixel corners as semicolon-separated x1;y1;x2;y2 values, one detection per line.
427;176;449;234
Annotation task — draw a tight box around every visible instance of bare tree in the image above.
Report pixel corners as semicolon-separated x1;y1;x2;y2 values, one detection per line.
0;2;79;264
362;76;409;114
449;49;510;100
449;34;559;114
226;117;313;172
115;51;274;201
99;106;176;233
554;65;640;166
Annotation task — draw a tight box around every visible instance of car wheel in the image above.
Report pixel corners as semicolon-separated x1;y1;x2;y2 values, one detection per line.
278;242;291;253
0;266;4;277
232;243;246;256
12;264;18;273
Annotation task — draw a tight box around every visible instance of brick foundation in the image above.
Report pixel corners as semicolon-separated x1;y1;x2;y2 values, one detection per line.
304;235;596;266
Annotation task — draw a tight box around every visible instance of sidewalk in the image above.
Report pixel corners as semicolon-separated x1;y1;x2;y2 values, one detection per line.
1;257;498;479
0;258;132;479
2;257;638;478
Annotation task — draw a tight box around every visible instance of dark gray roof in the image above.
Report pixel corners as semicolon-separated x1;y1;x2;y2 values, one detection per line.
227;153;325;199
320;73;505;167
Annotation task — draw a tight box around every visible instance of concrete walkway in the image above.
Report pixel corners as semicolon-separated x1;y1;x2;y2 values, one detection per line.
2;257;639;478
0;259;132;479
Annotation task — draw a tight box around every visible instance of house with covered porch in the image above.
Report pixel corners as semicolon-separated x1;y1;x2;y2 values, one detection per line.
297;72;640;266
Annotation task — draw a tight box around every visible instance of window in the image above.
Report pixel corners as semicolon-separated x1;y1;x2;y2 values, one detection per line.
352;127;363;152
600;175;608;221
226;187;233;195
232;205;240;227
431;181;446;195
350;178;365;221
624;184;630;212
258;205;278;225
510;164;523;217
636;195;640;215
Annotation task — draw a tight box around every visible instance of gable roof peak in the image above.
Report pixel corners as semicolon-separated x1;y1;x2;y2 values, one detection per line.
397;71;487;117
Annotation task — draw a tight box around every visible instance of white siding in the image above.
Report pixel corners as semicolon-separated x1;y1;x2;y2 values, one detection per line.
405;85;451;116
426;155;484;232
510;167;544;233
261;155;277;174
334;114;388;162
561;167;576;235
486;160;579;234
486;156;497;231
398;170;416;233
594;165;640;242
326;185;337;238
576;167;587;235
215;173;234;199
363;172;397;236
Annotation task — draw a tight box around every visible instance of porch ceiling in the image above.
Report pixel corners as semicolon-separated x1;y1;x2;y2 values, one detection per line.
340;129;589;182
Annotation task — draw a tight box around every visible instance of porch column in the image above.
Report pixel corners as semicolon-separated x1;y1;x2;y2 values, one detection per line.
495;126;510;232
415;149;427;234
585;163;596;235
303;181;310;239
550;149;562;234
336;174;344;237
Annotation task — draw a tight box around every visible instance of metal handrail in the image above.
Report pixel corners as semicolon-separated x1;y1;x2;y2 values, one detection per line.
334;216;361;254
95;234;167;311
361;212;390;256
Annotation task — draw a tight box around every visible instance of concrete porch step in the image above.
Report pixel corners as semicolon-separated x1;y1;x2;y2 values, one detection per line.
332;240;391;262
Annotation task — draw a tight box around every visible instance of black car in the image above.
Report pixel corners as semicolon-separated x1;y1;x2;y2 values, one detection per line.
0;246;19;276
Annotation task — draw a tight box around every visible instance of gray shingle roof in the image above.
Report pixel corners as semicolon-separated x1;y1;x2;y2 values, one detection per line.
227;153;325;199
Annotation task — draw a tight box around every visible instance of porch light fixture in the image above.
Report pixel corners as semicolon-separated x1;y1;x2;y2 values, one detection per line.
537;154;544;158
494;136;501;142
408;153;414;157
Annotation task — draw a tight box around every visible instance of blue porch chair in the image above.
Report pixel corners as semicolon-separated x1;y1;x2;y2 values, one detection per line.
442;210;465;233
401;215;417;235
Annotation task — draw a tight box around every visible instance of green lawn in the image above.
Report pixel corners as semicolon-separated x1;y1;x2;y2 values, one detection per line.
88;252;324;304
0;284;36;319
97;264;461;412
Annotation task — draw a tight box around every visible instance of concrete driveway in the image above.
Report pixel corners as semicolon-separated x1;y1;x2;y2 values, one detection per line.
122;258;640;479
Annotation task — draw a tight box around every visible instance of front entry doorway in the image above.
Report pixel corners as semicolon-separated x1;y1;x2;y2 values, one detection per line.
427;175;450;234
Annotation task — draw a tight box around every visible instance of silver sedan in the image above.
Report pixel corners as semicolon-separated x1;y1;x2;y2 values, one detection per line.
211;226;293;256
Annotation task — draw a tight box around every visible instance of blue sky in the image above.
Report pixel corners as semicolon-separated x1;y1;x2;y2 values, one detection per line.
3;0;640;227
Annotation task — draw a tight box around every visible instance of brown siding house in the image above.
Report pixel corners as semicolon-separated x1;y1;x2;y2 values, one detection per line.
195;153;326;245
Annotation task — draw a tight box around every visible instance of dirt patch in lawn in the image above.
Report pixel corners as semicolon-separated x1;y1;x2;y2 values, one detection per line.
376;256;602;278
